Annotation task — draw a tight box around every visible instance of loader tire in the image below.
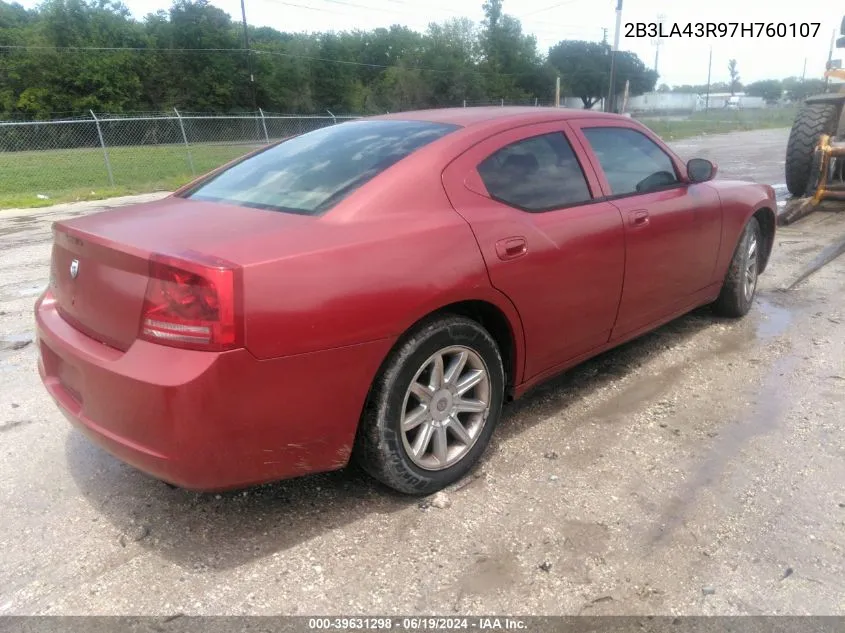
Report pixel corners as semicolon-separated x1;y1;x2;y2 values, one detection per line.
784;102;840;197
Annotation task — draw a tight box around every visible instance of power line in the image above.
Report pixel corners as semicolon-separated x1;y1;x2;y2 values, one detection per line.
0;43;527;77
274;0;598;37
265;0;342;13
0;45;248;52
253;48;523;76
316;0;416;14
519;0;581;19
269;0;447;19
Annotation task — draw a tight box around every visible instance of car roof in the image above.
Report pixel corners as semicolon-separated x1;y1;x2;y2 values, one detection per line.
370;106;633;128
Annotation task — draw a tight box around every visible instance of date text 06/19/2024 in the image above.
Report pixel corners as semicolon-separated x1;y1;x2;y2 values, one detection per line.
625;22;821;39
307;618;528;630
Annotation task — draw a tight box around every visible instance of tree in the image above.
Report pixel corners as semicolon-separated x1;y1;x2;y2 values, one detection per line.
422;18;487;107
0;0;643;118
728;58;740;95
657;83;671;92
614;51;658;102
547;40;606;109
745;79;782;104
478;0;544;100
547;40;656;109
781;76;826;102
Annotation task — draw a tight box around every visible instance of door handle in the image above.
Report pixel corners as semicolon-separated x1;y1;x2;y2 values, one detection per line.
495;236;527;261
629;210;650;227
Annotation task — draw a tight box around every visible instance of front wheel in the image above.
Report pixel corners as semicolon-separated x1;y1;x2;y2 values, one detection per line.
712;217;761;318
353;315;505;495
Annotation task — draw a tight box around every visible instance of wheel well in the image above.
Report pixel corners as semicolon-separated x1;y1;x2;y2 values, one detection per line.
429;300;518;399
754;207;776;273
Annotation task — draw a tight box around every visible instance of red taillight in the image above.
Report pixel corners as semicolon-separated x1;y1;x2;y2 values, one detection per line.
140;253;242;351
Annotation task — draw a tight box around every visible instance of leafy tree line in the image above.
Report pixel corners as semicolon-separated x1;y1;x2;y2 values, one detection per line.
0;0;660;119
656;60;827;104
660;78;827;103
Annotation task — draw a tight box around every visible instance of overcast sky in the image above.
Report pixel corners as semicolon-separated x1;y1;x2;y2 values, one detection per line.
22;0;843;87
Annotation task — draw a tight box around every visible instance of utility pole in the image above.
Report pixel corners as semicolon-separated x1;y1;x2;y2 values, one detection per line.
555;75;561;107
621;78;630;113
606;0;623;113
705;46;712;113
826;28;835;89
602;28;608;45
240;0;257;112
652;13;665;73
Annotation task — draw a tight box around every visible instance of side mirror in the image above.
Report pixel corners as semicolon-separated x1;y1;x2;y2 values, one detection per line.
687;158;717;183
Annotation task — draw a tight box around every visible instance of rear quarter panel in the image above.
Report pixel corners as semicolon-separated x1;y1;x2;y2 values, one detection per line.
237;178;524;374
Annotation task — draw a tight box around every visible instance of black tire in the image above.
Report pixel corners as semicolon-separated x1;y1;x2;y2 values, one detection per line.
712;217;762;318
784;102;840;196
353;315;505;495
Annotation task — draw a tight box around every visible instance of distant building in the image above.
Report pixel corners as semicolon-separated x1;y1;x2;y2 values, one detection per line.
618;91;768;114
626;92;703;114
701;93;766;110
559;91;769;113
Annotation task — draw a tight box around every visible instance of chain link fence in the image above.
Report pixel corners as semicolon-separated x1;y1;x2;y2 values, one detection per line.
457;98;555;108
0;111;358;208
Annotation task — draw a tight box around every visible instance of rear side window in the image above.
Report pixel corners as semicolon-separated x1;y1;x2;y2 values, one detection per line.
581;127;679;196
183;119;458;215
477;132;592;212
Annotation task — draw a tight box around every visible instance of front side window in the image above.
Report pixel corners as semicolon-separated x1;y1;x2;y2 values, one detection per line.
182;119;459;215
476;132;592;212
581;127;679;196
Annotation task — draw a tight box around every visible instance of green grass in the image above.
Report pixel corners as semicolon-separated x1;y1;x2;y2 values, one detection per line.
0;142;261;209
0;108;800;209
637;107;799;141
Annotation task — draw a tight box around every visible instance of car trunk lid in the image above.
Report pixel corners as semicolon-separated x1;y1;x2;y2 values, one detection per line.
49;196;314;351
50;224;152;351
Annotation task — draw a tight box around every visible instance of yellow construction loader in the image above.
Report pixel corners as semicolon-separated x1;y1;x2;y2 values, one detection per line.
781;16;845;224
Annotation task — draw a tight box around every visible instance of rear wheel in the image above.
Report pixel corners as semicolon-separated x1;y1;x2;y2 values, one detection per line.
784;102;840;196
712;217;761;318
353;315;505;495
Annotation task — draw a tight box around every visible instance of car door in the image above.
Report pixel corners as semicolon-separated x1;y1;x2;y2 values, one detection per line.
442;121;626;382
567;119;723;340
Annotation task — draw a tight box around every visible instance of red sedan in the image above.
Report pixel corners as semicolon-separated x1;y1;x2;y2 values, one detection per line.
35;107;777;495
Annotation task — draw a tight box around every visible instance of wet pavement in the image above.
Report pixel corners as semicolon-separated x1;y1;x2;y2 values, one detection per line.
1;128;844;615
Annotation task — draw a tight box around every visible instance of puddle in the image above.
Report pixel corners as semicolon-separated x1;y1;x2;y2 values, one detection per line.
650;351;799;545
770;184;793;212
590;363;683;421
755;297;793;339
771;183;789;201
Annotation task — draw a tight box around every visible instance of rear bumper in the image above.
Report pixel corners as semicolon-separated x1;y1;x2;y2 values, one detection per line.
35;292;393;491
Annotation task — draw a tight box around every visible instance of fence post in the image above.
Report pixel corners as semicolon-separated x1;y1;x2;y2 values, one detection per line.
90;110;114;187
258;108;270;144
173;108;195;176
326;109;337;124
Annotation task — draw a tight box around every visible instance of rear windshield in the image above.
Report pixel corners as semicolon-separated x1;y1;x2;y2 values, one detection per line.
182;119;459;215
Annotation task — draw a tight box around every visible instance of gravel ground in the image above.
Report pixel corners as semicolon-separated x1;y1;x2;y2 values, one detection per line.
1;128;844;616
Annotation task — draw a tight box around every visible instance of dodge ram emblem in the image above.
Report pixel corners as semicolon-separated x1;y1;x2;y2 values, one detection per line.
70;259;79;279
